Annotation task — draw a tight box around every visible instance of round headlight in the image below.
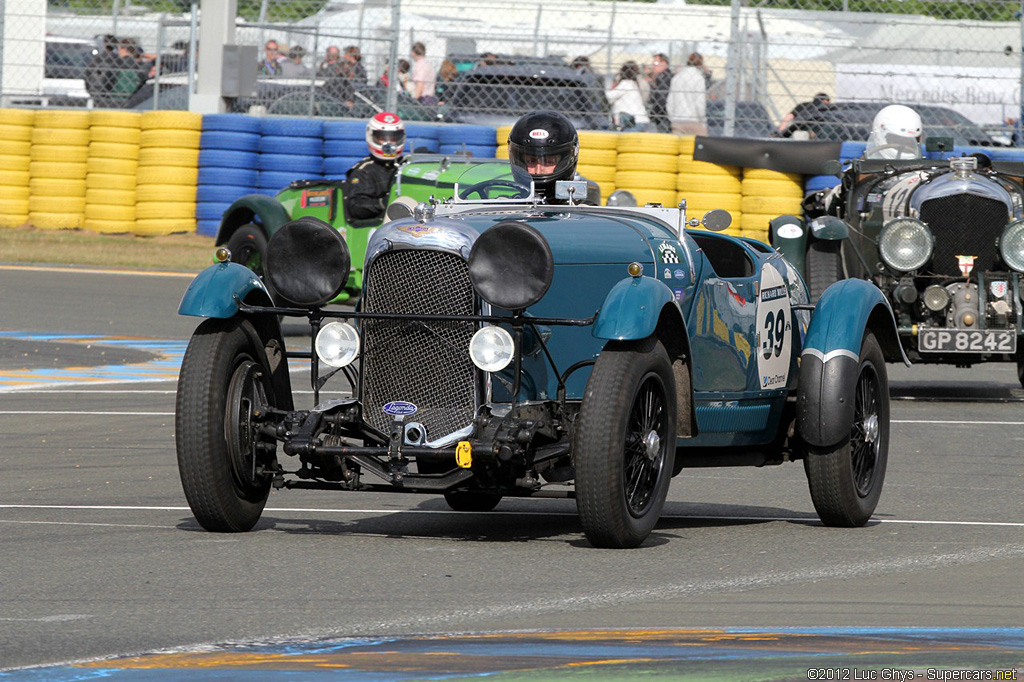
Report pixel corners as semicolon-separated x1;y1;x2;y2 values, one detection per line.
469;325;514;372
878;218;934;272
923;284;950;312
315;321;360;368
1000;220;1024;272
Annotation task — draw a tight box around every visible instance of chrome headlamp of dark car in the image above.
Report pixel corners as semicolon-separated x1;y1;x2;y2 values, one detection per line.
878;217;934;273
999;219;1024;273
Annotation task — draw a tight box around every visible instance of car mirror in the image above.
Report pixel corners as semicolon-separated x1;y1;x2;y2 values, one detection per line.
700;209;732;232
555;180;589;203
926;136;954;153
385;196;417;221
823;159;843;177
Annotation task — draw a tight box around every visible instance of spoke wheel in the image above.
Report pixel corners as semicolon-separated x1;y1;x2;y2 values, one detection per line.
806;239;843;304
575;337;676;548
804;333;889;527
176;317;276;532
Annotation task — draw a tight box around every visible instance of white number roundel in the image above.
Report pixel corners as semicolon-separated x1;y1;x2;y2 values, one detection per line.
756;263;792;390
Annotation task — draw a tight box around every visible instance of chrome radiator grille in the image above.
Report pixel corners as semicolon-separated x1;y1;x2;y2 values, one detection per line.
360;249;477;439
920;194;1008;277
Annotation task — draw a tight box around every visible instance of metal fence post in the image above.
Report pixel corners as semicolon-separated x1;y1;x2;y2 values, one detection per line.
606;1;615;80
723;0;742;137
386;0;400;113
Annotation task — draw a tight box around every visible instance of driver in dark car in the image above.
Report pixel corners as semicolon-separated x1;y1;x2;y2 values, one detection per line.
508;110;595;204
345;112;406;220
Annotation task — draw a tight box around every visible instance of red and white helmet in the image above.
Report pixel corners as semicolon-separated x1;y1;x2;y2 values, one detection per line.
366;112;405;161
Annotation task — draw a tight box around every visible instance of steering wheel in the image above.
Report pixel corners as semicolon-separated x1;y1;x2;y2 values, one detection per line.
459;179;530;200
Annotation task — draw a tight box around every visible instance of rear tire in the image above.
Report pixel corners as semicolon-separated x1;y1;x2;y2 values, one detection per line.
575;337;677;548
804;333;889;527
176;317;277;532
806;239;843;303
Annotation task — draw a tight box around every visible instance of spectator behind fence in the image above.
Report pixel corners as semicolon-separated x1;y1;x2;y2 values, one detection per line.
667;52;707;135
318;45;344;77
776;92;832;136
259;39;282;76
279;45;311;78
437;58;458;104
344;45;367;85
606;61;650;131
410;41;437;104
647;53;673;133
85;34;121;107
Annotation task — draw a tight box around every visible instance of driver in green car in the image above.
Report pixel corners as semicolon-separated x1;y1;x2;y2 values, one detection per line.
507;110;585;204
345;112;406;220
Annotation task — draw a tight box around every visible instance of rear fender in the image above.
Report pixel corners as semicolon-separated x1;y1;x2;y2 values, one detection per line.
179;262;274;318
594;276;696;439
214;194;292;245
797;279;905;448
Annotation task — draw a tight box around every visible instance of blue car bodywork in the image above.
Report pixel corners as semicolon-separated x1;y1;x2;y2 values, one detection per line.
176;191;903;548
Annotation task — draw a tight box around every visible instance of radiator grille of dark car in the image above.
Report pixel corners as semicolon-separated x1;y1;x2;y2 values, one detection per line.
360;249;477;440
920;194;1008;277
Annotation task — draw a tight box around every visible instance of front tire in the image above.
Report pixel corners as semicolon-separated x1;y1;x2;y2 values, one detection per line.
227;224;268;277
575;337;677;548
176;317;277;532
804;333;889;527
806;239;843;303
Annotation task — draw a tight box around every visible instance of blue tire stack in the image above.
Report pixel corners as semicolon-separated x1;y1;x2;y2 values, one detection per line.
405;123;440;154
323;120;366;179
438;124;497;159
257;118;324;196
196;114;261;237
804;141;867;195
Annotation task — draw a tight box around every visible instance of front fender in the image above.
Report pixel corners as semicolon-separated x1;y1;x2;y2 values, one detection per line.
769;215;806;276
178;262;274;318
808;215;850;241
214;194;292;245
593;276;679;341
797;279;905;448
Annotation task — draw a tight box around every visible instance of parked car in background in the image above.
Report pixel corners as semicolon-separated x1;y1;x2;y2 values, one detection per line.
176;179;902;548
773;150;1024;383
780;101;1000;147
441;63;611;130
706;100;775;138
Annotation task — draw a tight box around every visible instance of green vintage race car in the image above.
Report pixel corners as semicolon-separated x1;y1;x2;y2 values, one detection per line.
212;155;528;301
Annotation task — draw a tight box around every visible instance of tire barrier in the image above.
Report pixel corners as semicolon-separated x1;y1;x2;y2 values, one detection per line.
258;117;323;198
135;110;201;235
0;108;34;228
84;110;140;234
740;168;803;241
323;120;365;181
439;124;496;159
615;133;680;207
29;109;90;230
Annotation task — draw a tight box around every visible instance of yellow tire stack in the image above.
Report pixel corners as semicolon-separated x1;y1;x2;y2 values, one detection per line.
740;168;803;242
615;132;679;206
494;125;512;159
0;108;34;228
677;159;742;236
28;110;91;229
85;111;141;233
577;131;618;204
135;111;201;235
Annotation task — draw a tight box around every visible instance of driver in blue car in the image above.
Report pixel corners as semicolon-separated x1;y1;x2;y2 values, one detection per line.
345;112;406;220
508;110;596;205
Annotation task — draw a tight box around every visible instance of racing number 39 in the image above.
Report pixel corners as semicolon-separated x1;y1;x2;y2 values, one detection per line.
762;309;786;359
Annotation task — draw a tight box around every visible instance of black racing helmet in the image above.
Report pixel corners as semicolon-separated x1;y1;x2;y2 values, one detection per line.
507;110;579;197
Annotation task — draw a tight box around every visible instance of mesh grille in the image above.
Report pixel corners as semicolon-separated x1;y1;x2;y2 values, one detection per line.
920;194;1008;277
361;249;477;439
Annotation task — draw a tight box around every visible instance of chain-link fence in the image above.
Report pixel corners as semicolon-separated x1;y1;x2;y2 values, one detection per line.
3;0;1023;142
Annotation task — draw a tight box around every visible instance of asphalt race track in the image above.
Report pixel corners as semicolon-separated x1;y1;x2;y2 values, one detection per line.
1;264;1023;680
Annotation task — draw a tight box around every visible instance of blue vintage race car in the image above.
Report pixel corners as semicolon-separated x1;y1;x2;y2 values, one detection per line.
175;180;905;548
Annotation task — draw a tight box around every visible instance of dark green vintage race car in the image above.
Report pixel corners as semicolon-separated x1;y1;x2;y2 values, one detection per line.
212;155;528;301
176;179;906;548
